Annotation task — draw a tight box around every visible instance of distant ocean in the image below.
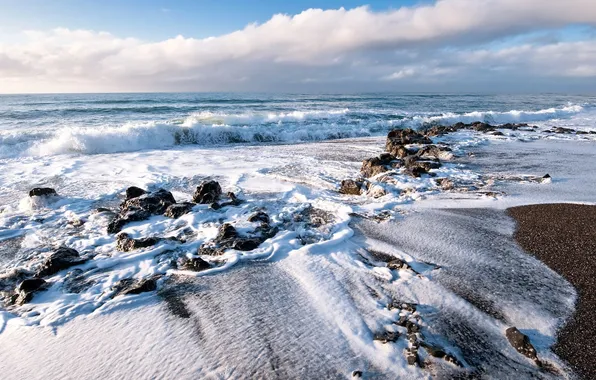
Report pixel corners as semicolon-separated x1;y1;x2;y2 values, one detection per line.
1;93;595;157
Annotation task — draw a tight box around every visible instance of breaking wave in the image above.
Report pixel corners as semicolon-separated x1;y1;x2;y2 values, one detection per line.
0;104;591;157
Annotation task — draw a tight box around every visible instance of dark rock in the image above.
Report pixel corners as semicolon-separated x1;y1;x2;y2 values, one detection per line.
217;223;238;240
387;128;432;146
107;209;151;234
491;131;505;136
436;178;454;190
553;127;576;134
36;247;86;277
17;278;46;293
361;154;397;178
352;370;363;378
229;238;262;251
125;186;146;200
116;233;160;252
198;246;226;256
404;156;441;177
94;207;114;214
505;327;539;361
180;257;211;272
339;179;363;195
248;211;270;224
373;331;399;343
415;145;452;160
387;259;412;271
121;188;176;214
406;347;419;366
193;180;222;204
108;188;176;233
29;188;57;197
114;276;160;296
210;202;221;210
164;202;194;218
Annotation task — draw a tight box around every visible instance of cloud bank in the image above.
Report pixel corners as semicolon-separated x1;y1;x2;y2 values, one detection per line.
1;0;596;93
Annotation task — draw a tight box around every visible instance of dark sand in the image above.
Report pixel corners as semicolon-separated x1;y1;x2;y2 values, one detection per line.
508;203;596;380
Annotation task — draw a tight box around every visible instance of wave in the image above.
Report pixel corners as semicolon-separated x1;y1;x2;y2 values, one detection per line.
0;104;590;158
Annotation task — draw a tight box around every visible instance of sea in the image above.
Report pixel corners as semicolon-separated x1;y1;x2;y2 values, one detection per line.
0;92;595;378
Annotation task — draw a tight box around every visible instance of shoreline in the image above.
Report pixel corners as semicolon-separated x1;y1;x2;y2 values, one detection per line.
508;203;596;380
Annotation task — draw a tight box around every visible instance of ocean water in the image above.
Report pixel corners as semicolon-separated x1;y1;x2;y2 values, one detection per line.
1;93;595;378
1;92;595;157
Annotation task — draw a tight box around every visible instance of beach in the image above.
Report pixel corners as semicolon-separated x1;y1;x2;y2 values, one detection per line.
509;204;596;379
0;93;595;379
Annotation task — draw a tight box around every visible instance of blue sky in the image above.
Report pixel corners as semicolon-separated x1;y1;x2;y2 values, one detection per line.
0;0;422;40
0;0;595;93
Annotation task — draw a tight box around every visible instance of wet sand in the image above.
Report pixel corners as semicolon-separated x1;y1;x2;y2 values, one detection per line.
508;203;596;380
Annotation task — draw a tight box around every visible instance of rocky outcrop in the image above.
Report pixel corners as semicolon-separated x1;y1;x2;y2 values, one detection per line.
29;187;57;197
36;247;86;277
193;180;222;204
125;186;146;199
248;211;270;224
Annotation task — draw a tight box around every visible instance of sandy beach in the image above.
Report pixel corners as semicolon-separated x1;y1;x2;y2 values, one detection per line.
509;204;596;379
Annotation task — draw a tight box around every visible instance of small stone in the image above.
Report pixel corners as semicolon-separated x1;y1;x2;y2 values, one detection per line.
29;188;57;197
180;257;211;272
505;327;539;361
164;203;194;218
36;247;86;277
116;233;160;252
351;370;363;378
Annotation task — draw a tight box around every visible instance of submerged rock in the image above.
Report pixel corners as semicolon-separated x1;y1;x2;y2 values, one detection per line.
339;179;363;195
114;276;160;296
505;327;539;362
29;187;57;197
373;331;400;344
17;278;46;293
36;247;86;277
193;180;222;204
361;154;398;178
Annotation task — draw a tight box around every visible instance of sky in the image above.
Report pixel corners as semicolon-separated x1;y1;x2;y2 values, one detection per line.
0;0;595;94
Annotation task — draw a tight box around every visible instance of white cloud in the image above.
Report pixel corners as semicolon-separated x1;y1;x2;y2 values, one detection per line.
1;0;596;92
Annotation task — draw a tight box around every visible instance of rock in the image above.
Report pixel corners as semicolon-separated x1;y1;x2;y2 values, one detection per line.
352;370;363;378
116;277;159;296
125;186;146;200
198;246;226;256
404;156;441;177
180;257;211;272
164;203;194;218
17;278;46;293
406;347;419;366
121;188;176;214
248;211;270;224
541;174;552;184
505;327;539;362
193;180;222;204
339;179;363;195
387;128;432;146
107;209;151;234
116;233;160;252
373;331;399;343
415;145;453;160
471;122;495;133
29;188;57;197
217;223;238;241
491;131;505;136
36;247;86;277
553;127;576;134
387;259;412;271
361;154;398;178
108;188;176;233
436;178;454;190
